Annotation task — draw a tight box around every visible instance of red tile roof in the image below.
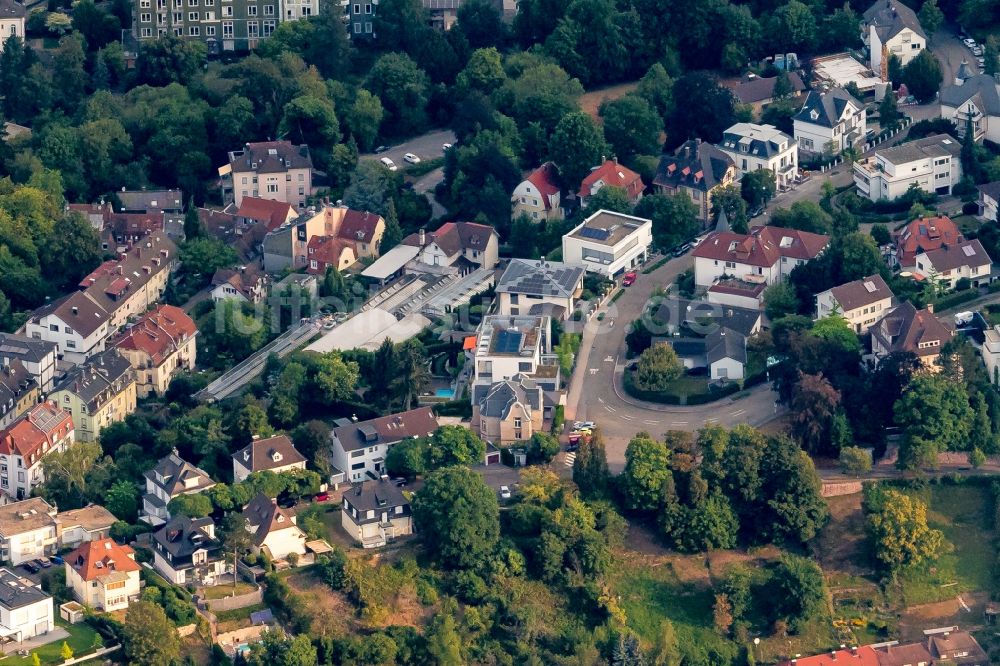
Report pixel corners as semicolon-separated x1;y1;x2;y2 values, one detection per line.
894;215;963;267
692;226;829;267
105;213;163;240
402;221;497;256
0;401;73;466
526;162;560;210
336;210;383;244
113;304;196;366
235;197;296;232
578;160;643;200
67;538;140;581
306;236;355;275
779;646;879;666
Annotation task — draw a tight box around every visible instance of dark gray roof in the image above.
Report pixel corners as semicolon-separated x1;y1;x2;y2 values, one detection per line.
720;123;793;160
117;189;184;213
53;349;134;411
863;0;926;41
875;134;961;164
233;435;306;473
706;327;746;365
979;181;1000;202
730;73;806;104
229;141;313;174
0;334;56;364
793;89;862;128
343;480;409;525
0;568;49;610
920;239;992;270
496;260;584;299
0;359;36;411
144;453;215;497
478;376;541;418
152;516;220;559
0;0;25;19
652;298;761;338
654;141;735;193
940;74;1000;115
330;407;438;453
956;59;975;83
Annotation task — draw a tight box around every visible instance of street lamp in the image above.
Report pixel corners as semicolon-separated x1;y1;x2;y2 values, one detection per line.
753;637;761;663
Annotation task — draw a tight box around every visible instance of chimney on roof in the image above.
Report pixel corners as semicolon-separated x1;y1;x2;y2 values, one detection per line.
419;228;426;246
926;303;934;314
72;306;78;315
851;647;858;656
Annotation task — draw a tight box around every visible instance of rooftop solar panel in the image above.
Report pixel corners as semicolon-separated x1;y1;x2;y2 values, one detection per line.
579;227;611;241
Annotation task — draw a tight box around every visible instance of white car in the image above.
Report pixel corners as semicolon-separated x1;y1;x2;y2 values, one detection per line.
572;421;596;430
500;486;511;500
973;46;983;56
442;143;453;151
379;157;398;171
964;38;977;48
403;152;421;164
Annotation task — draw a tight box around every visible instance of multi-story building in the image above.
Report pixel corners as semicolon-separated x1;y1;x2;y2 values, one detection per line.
512;162;563;223
816;275;895;334
0;0;25;49
263;204;384;273
151;516;229;586
468;313;561;396
793;88;867;156
578;160;644;208
940;73;1000;143
220;141;313;209
232;435;306;483
345;0;376;37
474;375;545;444
56;505;118;550
0;334;57;393
691;226;830;288
853;134;963;201
0;498;59;565
141;452;216;526
891;215;963;270
914;239;993;290
562;210;653;277
0;568;53;641
871;301;953;370
329;407;439;483
242;493;307;561
115;189;186;240
211;266;268;303
342;480;413;548
718;123;798;190
0;360;38;431
654;140;737;224
50;350;136;444
862;0;925;79
65;538;141;612
112;304;197;398
400;221;500;275
0;402;74;501
496;259;584;320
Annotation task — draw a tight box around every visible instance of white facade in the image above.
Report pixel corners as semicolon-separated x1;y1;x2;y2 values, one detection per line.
793;96;867;156
470;315;551;395
694;258;779;288
152;550;227;586
562;210;653;277
815;290;893;334
257;524;307;561
853;135;962;201
983;326;1000;386
914;247;992;290
941;97;1000;144
869;25;924;76
718;123;799;189
710;357;744;381
0;15;25;49
65;566;140;612
23;311;109;366
0;570;52;641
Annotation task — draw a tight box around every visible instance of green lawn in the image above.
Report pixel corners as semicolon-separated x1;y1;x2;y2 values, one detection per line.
12;620;103;666
953;215;983;236
897;483;995;605
200;581;256;600
214;602;267;626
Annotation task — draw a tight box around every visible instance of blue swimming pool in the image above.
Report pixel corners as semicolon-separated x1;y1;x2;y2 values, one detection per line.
435;388;455;398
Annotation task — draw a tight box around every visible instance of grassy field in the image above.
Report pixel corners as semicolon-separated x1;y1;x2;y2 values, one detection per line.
12;621;102;666
953;214;983;235
200;581;257;599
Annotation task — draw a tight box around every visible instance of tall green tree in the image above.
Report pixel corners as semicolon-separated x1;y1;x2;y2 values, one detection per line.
903;50;943;104
412;466;500;569
599;94;662;158
393;339;430;410
894;373;974;469
573;429;609;497
866;488;946;579
122;601;181;666
366;53;430;137
917;0;944;38
621;433;671;512
549;112;606;191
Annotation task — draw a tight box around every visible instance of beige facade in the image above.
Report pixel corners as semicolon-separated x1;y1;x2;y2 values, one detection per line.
116;335;196;399
476;400;542;443
52;383;135;444
51;353;137;443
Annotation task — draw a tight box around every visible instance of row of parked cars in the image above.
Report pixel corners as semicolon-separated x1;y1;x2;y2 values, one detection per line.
22;556;56;574
962;36;987;69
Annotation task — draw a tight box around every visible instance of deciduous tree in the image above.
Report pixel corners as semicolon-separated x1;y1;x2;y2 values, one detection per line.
412;466;500;569
866;488;946;578
621;433;671;512
634;343;683;392
122;601;181;666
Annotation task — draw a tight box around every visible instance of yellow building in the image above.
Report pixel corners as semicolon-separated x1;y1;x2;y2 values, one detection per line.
113;305;197;398
50;350;136;443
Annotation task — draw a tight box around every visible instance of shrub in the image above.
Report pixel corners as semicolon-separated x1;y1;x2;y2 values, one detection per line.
963;201;980;215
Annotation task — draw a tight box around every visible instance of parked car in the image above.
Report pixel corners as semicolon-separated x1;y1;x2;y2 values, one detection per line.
572;426;594;436
323;321;336;330
313;492;330;503
379;157;398;171
51;556;64;565
964;37;976;47
672;243;692;257
622;271;637;286
394;478;407;487
21;562;39;574
973;46;983;56
442;143;453;151
374;145;389;154
749;205;765;219
35;558;51;569
403;152;421;164
572;421;596;430
499;485;512;500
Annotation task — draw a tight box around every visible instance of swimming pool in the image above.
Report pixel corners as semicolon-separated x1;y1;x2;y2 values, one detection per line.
435;388;455;398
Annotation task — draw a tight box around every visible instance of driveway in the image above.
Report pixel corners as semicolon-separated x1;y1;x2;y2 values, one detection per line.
412;167;447;219
359;129;456;170
564;253;782;472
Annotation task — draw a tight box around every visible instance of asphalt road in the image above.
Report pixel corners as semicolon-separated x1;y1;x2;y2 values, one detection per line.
359;129;456;171
563;254;782;472
412;167;447;218
931;26;980;88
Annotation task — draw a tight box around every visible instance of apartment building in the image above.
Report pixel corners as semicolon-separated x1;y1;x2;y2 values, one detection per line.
793;88;867;156
816;275;895;334
141;452;216;526
862;0;926;78
654;140;737;224
718;123;798;189
112;305;197;398
65;538;141;612
329;407;439;483
854;134;963;201
0;498;58;565
0;568;53;641
220;141;313;208
692;226;830;289
0;334;57;393
562;210;653;277
50;350;136;444
495;259;584;321
0;402;74;501
0;360;38;431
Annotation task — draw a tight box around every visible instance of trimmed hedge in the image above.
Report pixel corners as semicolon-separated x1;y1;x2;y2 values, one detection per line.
933;288;979;312
434;400;472;417
623;370;741;405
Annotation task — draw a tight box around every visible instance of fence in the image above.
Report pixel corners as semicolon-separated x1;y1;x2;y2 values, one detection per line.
200;587;263;612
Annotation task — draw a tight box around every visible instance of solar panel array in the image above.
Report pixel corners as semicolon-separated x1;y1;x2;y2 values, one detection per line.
30;407;65;434
579;227;611;241
493;330;523;353
962;244;976;257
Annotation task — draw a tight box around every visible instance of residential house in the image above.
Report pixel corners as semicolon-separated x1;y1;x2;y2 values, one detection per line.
940;74;1000;143
924;627;988;665
469;314;557;397
979;181;1000;221
306;236;358;275
335;209;385;259
0;0;25;50
816;274;895;333
231;196;298;233
871;641;934;666
400;221;500;275
100;213;164;250
891;215;963;270
870;301;953;369
0;498;58;565
854;134;963;201
652;299;763;382
346;0;376;37
495;259;584;320
474;375;546;443
512;162;563;222
0;568;53;641
0;402;74;501
778;646;879;666
914;239;992;290
706;277;768;310
151;516;228;586
50;350;136;444
65;538;141;612
718;123;799;189
0;360;38;431
562;210;654;277
263;204;385;273
726;72;807;114
67;202;112;232
0;333;58;393
221;141;313;209
23;233;176;363
653;140;737;223
578;160;644;208
329;407;439;483
141;452;216;526
112;304;197;398
341;480;413;548
56;506;117;550
242;493;307;561
116;189;185;240
691;226;830;288
211;266;269;304
793;88;867;156
862;0;926;78
232;435;306;483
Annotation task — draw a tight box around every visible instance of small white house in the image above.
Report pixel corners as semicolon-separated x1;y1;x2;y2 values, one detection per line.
151;516;229;586
329;408;439;484
495;259;584;320
562;210;653;277
914;239;993;290
862;0;926;77
232;435;306;484
242;494;307;561
341;480;413;548
793;89;867;156
0;568;53;641
815;274;895;333
0;498;58;565
718;123;798;189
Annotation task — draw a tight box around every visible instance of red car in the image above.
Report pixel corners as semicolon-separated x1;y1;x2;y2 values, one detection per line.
622;271;637;286
313;492;330;503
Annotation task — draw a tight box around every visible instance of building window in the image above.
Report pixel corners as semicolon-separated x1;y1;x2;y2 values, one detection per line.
514;418;522;428
248;20;258;36
262;18;274;35
364;3;371;11
263;3;274;13
266;183;277;193
188;11;198;19
141;12;151;21
353;2;359;11
247;4;256;14
141;27;152;36
189;25;199;34
222;19;233;36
